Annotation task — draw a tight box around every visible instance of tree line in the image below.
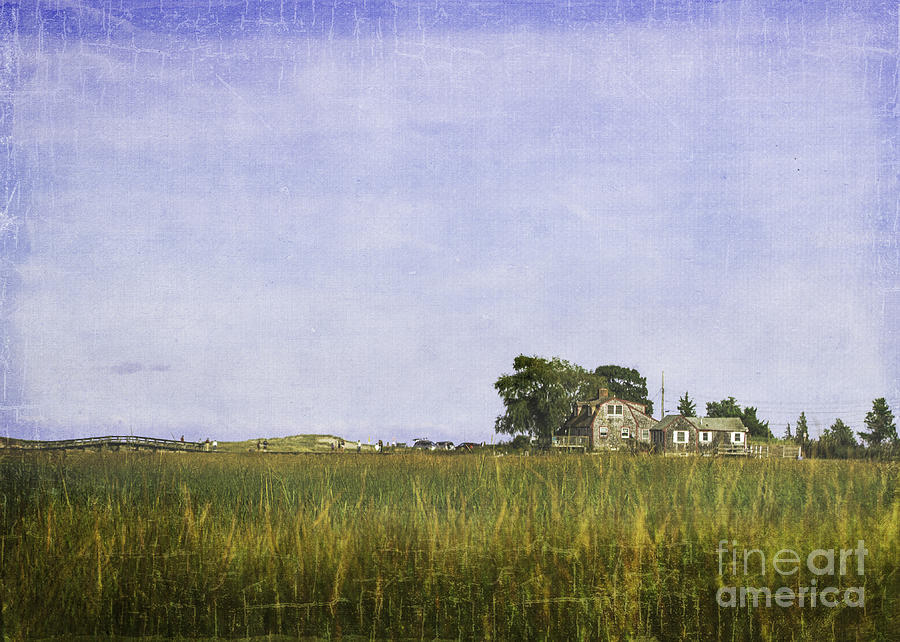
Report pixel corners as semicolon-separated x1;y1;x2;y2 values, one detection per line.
783;399;898;459
494;355;898;458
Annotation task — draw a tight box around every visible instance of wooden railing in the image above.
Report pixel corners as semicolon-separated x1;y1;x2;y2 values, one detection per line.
1;435;206;452
717;443;802;458
746;443;802;459
716;443;750;456
551;435;589;449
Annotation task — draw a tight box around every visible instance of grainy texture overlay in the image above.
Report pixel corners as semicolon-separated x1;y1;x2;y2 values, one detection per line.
0;1;897;445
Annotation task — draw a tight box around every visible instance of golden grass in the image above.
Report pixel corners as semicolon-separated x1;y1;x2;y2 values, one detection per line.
0;451;896;640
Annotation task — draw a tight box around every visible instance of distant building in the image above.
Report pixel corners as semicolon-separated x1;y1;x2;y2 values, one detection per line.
552;385;750;455
552;387;658;451
655;415;748;454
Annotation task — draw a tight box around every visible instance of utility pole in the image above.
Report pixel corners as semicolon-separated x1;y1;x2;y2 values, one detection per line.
661;371;665;420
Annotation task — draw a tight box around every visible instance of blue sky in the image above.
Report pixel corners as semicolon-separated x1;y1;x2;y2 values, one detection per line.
3;0;898;442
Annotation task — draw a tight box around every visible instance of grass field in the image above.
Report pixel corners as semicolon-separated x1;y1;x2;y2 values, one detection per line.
0;451;896;640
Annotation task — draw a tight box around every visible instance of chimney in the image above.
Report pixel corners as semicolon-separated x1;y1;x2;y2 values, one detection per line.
598;387;609;400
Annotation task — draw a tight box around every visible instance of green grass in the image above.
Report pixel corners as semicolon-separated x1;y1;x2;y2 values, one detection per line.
0;452;896;640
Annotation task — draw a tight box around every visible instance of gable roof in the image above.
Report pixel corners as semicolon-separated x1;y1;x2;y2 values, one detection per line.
595;396;652;418
656;415;697;431
698;417;746;432
559;396;657;435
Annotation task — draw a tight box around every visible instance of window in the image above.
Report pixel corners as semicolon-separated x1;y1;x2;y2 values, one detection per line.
674;430;689;444
699;431;712;443
731;432;745;444
621;427;631;439
641;429;650;441
598;426;608;438
607;404;623;416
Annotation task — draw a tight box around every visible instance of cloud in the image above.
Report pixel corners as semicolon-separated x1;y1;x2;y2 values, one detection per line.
109;362;170;375
110;362;144;375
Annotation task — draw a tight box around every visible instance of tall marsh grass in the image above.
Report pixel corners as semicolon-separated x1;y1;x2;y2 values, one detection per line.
0;451;897;640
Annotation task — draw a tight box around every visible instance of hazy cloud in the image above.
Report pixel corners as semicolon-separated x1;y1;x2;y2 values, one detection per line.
109;362;170;375
110;362;144;376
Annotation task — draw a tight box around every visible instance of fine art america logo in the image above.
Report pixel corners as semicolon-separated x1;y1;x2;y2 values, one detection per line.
716;540;867;608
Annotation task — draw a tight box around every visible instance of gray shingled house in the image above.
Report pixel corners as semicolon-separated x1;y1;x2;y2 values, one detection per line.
552;387;658;451
655;415;748;454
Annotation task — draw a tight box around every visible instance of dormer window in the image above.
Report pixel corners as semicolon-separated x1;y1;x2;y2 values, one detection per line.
606;404;623;417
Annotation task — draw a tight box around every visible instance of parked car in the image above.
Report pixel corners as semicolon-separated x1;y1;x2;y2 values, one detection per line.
455;442;479;452
435;441;454;450
412;439;436;450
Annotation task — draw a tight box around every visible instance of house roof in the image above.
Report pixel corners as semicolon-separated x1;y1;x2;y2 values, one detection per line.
698;417;746;432
591;396;652;417
656;415;747;432
560;405;595;431
656;415;695;431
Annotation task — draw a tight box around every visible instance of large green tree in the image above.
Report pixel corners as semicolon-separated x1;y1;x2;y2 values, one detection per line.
740;407;771;439
820;418;857;448
593;365;653;416
859;398;898;446
706;397;772;439
494;355;604;440
677;391;696;417
706;397;741;418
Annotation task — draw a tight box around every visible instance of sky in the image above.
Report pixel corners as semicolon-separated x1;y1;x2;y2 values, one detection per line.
1;0;898;443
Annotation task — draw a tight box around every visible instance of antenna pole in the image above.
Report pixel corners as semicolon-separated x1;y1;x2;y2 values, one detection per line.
661;371;665;420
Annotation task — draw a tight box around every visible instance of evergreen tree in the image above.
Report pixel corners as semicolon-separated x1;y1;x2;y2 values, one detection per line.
794;412;809;445
677;391;696;417
859;398;898;446
740;406;772;439
706;397;772;438
706;397;741;418
821;418;857;448
783;422;792;441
